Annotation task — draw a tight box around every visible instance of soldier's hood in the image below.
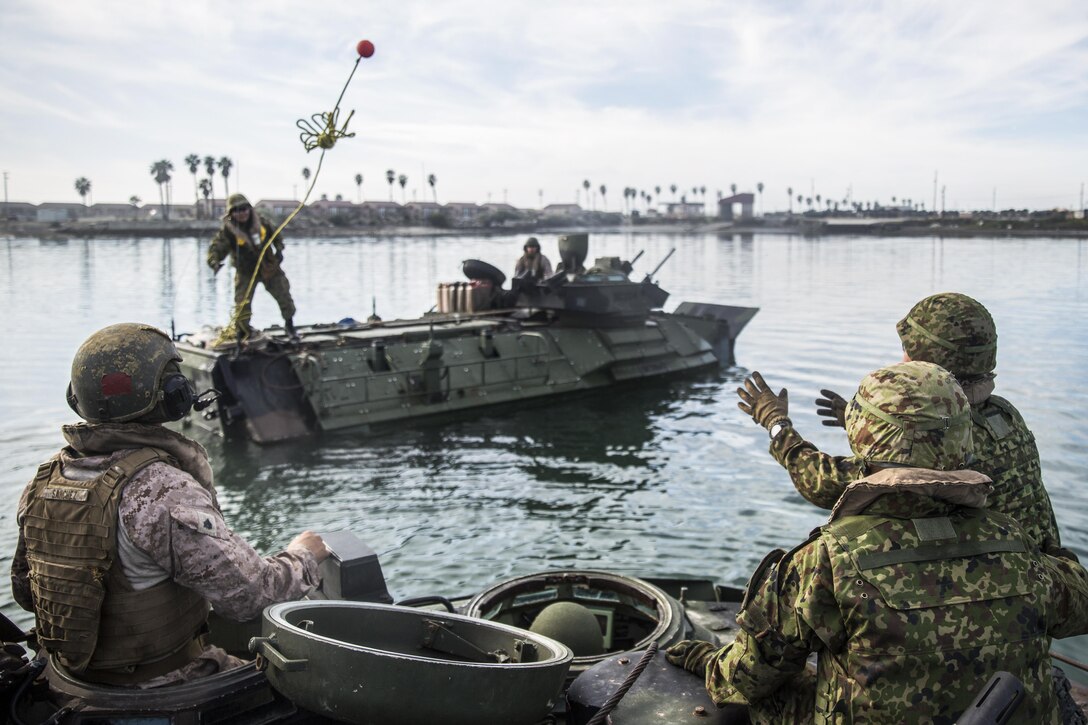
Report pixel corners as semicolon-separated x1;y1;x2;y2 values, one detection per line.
959;374;996;406
60;422;214;489
829;467;993;521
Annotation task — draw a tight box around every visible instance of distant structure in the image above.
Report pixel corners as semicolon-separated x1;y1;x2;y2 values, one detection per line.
718;193;754;221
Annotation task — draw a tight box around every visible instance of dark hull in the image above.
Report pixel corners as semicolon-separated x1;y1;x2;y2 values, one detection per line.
175;303;757;444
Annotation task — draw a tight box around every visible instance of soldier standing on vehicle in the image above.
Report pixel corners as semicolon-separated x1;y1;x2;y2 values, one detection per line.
10;323;328;686
207;193;297;341
669;361;1088;722
749;292;1061;551
513;237;553;282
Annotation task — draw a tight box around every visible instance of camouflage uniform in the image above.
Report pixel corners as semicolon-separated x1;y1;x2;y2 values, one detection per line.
770;292;1060;550
705;362;1088;723
11;422;320;686
207;205;295;332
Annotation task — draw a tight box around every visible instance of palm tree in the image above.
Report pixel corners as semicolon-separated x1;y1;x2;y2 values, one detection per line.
787;186;793;213
203;156;216;204
386;169;396;201
199;178;213;216
582;179;590;208
217;157;233;197
355;173;363;202
427;173;437;203
756;182;764;214
599;184;607;211
654;185;661;200
149;160;174;220
184;154;201;211
796;194;803;209
730;183;737;196
669;184;677;202
74;177;91;205
398;174;407;203
128;195;141;220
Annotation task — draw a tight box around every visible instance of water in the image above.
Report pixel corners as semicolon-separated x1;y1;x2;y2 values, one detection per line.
2;231;1087;663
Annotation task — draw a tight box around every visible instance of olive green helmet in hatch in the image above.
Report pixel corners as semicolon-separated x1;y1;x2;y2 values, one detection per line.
845;360;972;470
66;323;212;424
896;292;997;379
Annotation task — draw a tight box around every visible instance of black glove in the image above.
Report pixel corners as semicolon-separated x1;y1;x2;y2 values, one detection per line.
209;261;223;275
737;371;790;431
275;249;284;263
815;389;847;428
0;642;30;690
665;639;716;677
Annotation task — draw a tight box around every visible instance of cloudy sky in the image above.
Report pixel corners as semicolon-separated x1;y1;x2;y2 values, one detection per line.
2;0;1086;211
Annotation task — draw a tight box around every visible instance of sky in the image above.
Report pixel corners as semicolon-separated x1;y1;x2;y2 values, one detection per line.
2;0;1087;212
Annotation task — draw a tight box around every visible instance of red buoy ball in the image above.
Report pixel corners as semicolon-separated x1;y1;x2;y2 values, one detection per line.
356;40;375;58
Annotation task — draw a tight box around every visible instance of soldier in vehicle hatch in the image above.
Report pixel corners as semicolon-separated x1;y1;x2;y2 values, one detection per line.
10;323;328;687
513;236;553;282
739;291;1061;551
207;193;297;340
669;361;1088;723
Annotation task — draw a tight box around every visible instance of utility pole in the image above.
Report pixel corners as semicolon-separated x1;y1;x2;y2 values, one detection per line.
941;185;946;215
538;189;543;209
3;171;8;205
1080;182;1085;212
992;187;996;213
932;171;938;215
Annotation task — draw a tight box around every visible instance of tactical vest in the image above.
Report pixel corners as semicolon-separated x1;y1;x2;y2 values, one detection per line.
23;447;209;683
970;395;1060;549
228;221;269;270
815;508;1058;723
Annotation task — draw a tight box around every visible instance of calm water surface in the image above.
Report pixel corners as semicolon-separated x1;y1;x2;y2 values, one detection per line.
2;231;1087;662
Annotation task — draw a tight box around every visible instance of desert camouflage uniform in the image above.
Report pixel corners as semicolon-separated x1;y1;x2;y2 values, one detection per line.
769;293;1060;549
706;467;1088;724
12;422;320;686
207;212;295;331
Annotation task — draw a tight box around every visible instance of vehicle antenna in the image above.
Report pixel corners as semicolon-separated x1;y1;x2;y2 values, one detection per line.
645;248;676;282
629;250;645;267
170;318;176;341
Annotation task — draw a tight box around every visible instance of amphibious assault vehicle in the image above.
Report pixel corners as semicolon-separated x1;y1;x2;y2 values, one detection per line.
173;234;758;444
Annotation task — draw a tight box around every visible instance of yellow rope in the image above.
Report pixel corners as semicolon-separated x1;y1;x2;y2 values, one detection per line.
213;56;363;347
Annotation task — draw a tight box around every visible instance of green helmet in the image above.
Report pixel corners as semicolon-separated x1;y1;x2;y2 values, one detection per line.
896;293;997;379
66;323;186;424
226;193;251;215
528;602;604;657
845;361;972;470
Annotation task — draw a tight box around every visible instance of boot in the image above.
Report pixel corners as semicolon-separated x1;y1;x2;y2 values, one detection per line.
284;317;299;341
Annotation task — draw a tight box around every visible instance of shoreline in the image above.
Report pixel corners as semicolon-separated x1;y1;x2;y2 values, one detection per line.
3;219;1087;240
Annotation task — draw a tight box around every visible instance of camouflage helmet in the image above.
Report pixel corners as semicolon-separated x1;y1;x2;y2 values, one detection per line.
226;193;251;215
845;361;972;470
67;323;183;423
896;293;997;379
524;236;540;251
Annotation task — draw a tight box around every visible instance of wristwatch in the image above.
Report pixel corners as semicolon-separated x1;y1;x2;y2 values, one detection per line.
769;421;790;440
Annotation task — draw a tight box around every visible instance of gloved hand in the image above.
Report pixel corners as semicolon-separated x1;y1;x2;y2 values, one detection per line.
815;388;847;428
737;371;790;431
666;639;716;677
0;642;29;690
275;249;284;263
210;261;223;275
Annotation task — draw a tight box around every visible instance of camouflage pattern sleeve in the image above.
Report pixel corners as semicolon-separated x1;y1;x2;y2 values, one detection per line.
10;481;35;611
119;462;320;622
706;538;841;709
1042;552;1088;639
769;425;866;510
207;226;231;269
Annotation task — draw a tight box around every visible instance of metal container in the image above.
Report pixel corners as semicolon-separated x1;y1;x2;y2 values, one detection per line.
252;601;573;725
